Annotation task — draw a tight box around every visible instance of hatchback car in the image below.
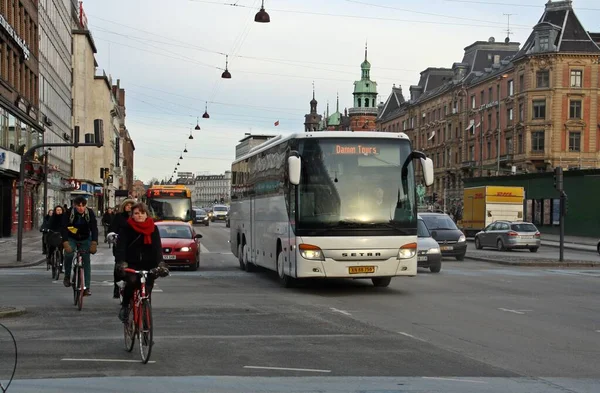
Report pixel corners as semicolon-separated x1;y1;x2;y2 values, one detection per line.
194;208;209;226
475;221;540;252
419;212;467;260
417;217;442;273
156;222;203;270
211;205;229;221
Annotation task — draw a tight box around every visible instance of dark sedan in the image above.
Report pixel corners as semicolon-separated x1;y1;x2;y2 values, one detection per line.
419;213;467;261
193;208;209;226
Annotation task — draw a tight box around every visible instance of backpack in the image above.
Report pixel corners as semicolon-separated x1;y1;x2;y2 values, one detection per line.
69;207;91;225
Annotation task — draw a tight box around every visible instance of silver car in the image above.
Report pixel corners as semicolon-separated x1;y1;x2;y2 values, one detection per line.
474;221;541;252
417;218;442;273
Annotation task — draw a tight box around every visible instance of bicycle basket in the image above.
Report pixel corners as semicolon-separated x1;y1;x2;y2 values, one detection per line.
47;232;63;247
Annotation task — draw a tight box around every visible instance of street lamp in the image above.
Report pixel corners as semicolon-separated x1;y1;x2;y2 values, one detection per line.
221;55;232;79
194;116;201;131
202;102;210;119
254;0;270;23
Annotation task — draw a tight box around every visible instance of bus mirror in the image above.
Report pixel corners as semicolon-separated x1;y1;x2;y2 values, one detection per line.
288;156;301;185
421;157;434;187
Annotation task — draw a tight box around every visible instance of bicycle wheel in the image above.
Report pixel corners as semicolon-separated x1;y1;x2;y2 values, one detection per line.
54;250;62;281
77;266;85;311
72;266;79;306
50;253;57;279
123;305;135;352
138;299;153;363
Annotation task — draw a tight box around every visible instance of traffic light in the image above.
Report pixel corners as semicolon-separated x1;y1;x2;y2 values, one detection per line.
432;192;438;202
553;166;563;191
561;192;569;216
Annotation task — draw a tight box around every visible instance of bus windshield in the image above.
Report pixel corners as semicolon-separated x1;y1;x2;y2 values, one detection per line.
147;198;193;222
296;138;416;233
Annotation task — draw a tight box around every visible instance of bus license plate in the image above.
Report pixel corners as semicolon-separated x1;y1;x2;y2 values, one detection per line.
349;266;375;274
163;255;176;260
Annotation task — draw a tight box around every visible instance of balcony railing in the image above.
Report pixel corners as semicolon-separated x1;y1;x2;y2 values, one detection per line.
499;153;513;162
347;107;379;115
461;160;476;168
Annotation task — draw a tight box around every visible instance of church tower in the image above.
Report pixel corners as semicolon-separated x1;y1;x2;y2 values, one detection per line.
349;44;378;131
304;82;322;131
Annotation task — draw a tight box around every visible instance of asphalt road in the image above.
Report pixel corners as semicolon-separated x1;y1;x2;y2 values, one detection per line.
1;221;599;392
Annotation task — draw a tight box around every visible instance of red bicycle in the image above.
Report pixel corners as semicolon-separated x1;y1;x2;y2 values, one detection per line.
122;267;164;363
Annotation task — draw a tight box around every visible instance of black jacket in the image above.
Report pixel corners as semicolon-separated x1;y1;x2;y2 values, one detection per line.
109;211;129;235
47;214;64;232
102;212;115;226
60;207;99;242
115;222;163;270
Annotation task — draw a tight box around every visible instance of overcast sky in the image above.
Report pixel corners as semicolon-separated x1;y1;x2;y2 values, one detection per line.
83;0;600;183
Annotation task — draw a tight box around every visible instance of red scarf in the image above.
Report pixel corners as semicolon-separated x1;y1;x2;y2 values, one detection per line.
127;217;155;244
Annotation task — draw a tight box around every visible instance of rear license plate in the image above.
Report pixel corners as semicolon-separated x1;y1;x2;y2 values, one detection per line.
349;266;375;274
520;236;533;239
440;246;453;251
163;255;176;260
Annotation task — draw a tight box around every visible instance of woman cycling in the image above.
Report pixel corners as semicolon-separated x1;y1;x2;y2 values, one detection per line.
115;202;168;322
44;205;65;266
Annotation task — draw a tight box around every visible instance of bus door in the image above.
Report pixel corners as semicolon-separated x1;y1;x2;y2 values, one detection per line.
287;185;297;277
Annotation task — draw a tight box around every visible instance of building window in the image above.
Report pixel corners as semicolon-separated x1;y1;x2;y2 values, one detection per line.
519;103;524;121
487;141;492;159
570;70;582;88
471;95;476;109
539;35;549;51
536;71;549;88
517;133;523;153
469;145;474;161
508;80;514;96
358;98;362;108
480;91;484;105
506;137;513;154
569;100;582;119
487;113;492;130
532;100;546;119
519;74;524;92
488;87;493;103
569;131;581;152
532;130;545;152
507;108;513;121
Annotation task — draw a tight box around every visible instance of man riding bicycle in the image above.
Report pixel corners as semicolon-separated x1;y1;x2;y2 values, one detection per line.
60;196;99;296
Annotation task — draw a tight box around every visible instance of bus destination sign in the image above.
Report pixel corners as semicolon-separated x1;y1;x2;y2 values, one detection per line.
334;145;379;155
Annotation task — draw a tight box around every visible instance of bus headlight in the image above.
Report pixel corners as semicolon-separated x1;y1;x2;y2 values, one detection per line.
299;244;325;261
397;242;417;259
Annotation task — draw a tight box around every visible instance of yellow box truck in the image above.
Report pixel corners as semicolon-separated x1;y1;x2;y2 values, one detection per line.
461;186;525;237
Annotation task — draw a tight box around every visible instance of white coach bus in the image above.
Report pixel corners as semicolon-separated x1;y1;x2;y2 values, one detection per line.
229;131;434;287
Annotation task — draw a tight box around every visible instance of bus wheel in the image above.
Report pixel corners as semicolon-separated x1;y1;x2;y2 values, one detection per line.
277;250;294;288
238;243;245;271
372;277;392;287
242;243;254;272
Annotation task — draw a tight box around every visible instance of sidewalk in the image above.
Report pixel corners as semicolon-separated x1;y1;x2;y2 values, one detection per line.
541;234;598;252
0;229;46;268
465;254;600;267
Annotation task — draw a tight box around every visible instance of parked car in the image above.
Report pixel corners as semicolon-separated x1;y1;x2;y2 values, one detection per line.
156;222;203;270
419;212;467;260
194;208;209;226
417;217;442;273
474;221;540;252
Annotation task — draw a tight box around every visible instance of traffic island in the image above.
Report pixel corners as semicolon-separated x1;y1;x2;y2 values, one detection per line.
465;255;600;267
0;306;26;318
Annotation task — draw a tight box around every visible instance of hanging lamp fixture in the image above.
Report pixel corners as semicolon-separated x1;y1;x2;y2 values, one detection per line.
184;144;188;153
179;153;183;160
188;129;194;140
221;55;232;79
254;0;270;23
195;116;201;130
202;102;210;119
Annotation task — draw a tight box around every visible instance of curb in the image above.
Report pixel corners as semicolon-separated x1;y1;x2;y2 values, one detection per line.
0;257;47;269
465;256;600;267
0;307;26;319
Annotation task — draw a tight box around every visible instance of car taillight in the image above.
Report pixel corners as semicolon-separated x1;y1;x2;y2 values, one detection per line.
507;231;518;237
534;231;541;237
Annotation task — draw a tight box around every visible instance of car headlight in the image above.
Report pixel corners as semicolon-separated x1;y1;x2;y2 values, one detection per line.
299;244;324;261
427;247;440;254
398;242;417;259
180;247;191;252
458;235;466;243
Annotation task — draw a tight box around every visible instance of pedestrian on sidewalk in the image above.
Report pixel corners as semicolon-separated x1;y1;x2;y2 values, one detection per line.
40;209;53;254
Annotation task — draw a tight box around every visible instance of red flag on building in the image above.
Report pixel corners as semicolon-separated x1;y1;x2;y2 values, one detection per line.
274;120;280;126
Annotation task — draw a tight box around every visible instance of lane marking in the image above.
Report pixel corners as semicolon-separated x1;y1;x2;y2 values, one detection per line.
244;366;331;373
61;358;156;364
422;377;487;384
35;334;365;341
596;330;600;333
397;331;427;342
498;308;531;315
330;307;352;316
200;244;210;253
